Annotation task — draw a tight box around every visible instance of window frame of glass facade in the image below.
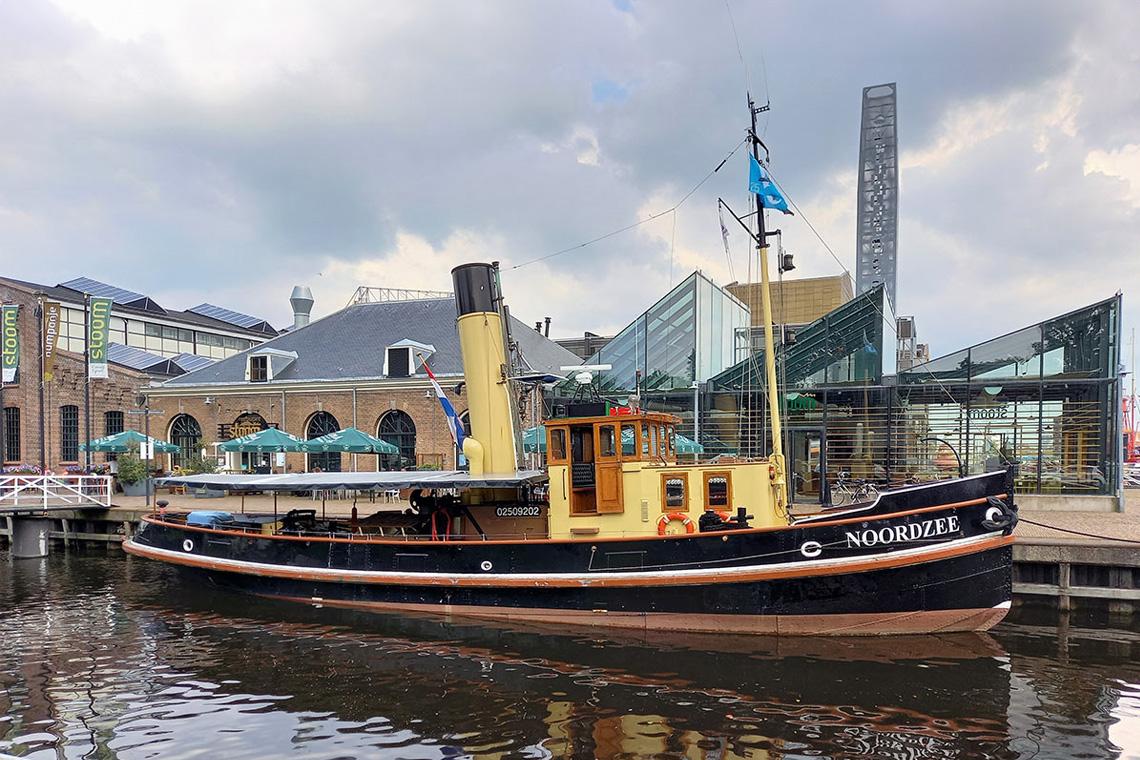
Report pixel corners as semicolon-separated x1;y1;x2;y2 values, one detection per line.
585;272;749;393
698;294;1122;498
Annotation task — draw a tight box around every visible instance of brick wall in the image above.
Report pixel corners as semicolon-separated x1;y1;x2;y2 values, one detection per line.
2;279;151;469
144;382;526;473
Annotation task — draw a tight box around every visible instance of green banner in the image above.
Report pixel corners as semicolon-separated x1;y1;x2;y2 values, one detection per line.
1;304;17;383
87;297;113;379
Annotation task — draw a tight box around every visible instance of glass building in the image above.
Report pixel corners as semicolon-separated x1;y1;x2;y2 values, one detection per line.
585;271;750;393
700;292;1122;500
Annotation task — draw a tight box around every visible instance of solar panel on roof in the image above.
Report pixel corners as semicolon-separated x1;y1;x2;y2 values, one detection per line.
188;303;267;329
59;277;147;305
172;353;217;373
106;343;169;372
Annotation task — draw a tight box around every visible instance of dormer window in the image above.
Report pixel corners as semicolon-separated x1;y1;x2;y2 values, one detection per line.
250;355;269;382
387;347;411;378
245;348;297;383
385;339;436;378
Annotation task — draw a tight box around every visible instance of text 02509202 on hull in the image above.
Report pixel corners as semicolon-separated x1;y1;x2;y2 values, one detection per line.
123;474;1018;636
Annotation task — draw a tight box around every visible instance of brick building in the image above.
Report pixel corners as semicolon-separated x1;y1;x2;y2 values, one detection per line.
143;295;580;473
1;275;275;471
726;274;854;335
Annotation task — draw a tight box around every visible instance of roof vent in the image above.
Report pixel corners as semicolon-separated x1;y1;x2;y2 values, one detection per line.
290;286;314;330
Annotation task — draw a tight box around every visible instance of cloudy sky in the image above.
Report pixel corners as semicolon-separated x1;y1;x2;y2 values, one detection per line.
2;0;1139;359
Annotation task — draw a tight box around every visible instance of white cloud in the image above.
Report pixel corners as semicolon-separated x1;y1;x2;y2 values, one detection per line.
1084;144;1140;208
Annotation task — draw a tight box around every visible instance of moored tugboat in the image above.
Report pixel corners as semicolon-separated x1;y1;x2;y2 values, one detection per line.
125;109;1018;636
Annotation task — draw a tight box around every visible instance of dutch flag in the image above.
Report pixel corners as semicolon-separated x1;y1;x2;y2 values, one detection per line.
419;354;465;450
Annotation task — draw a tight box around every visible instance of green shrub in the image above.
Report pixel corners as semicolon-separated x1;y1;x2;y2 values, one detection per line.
117;451;148;485
180;439;217;474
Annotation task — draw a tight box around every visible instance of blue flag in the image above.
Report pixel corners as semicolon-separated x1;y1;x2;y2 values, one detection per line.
748;154;793;215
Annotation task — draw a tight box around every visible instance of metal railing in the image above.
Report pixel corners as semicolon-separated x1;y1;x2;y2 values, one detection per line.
0;475;113;511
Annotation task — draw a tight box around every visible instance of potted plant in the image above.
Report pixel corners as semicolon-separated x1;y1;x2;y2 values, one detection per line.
183;439;225;498
117;450;150;497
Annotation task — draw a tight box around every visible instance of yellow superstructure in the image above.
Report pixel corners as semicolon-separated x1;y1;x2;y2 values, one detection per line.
543;413;787;539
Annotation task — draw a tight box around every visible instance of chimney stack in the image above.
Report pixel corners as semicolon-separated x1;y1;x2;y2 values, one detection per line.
543;316;551;337
290;285;314;330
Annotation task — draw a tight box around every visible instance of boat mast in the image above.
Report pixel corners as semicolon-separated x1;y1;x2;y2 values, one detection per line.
748;94;787;504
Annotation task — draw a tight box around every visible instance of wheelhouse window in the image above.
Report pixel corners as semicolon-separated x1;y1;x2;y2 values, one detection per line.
598;424;616;458
621;423;636;458
548;428;567;462
705;472;732;509
249;355;268;382
59;405;79;462
663;474;687;510
3;407;19;462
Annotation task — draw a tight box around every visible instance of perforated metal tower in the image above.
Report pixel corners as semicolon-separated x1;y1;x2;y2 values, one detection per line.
856;83;899;310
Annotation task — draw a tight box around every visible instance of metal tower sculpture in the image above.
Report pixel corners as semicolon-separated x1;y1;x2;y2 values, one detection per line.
856;83;899;311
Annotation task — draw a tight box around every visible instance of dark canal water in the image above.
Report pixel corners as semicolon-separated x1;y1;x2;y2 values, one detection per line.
1;551;1137;759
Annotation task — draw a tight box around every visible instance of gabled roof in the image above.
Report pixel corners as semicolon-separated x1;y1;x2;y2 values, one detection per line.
161;298;582;387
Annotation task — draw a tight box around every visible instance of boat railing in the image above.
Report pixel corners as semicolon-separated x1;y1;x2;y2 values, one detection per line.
146;512;753;542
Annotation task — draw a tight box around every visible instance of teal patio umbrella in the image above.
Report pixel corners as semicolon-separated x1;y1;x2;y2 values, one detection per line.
219;427;304;453
673;433;704;455
81;430;180;453
300;427;398;455
522;426;545;453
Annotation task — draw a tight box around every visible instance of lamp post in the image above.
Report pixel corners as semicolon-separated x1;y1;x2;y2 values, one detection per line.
129;396;163;509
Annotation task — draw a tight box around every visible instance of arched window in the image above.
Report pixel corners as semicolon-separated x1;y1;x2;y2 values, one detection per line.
306;411;341;472
378;411;416;469
169;414;202;467
60;405;79;462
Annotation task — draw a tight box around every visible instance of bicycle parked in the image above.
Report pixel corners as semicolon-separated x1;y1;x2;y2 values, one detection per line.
829;471;880;507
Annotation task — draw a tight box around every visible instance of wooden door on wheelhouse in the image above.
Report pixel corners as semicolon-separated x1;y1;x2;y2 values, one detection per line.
594;422;623;513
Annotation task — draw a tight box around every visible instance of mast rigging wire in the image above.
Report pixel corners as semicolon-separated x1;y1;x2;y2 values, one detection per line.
510;137;748;270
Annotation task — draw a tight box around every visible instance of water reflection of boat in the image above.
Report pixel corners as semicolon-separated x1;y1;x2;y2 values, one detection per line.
139;587;1020;760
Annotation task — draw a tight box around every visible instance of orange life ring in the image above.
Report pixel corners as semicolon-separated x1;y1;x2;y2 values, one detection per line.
657;512;695;535
713;510;732;522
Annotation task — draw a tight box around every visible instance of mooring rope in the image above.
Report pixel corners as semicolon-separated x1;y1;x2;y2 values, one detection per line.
1018;516;1140;546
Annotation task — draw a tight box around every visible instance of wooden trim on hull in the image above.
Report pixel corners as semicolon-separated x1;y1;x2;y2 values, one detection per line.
269;596;1014;636
123;533;1013;588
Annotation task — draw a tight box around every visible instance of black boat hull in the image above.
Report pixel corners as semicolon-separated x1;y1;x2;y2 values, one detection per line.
124;471;1017;635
